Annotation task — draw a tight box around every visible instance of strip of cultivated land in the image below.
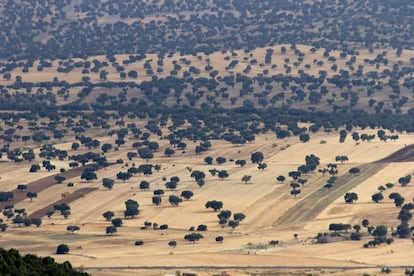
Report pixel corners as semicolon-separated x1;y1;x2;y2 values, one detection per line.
275;163;387;226
276;143;414;226
28;187;98;219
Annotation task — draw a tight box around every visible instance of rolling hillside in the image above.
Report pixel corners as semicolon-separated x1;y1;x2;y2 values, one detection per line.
0;1;414;275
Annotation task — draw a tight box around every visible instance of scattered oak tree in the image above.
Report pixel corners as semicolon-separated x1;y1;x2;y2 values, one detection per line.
56;244;69;254
344;192;358;203
102;178;114;190
205;200;223;212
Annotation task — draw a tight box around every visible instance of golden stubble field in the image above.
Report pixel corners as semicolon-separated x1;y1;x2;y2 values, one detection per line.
1;127;413;275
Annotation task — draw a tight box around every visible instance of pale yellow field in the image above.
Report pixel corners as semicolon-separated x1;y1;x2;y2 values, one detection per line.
1;127;413;275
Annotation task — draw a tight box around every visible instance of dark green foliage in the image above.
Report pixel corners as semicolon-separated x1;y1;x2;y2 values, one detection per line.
290;189;301;198
17;184;27;192
116;171;132;182
181;190;194;200
371;192;384;203
134;240;144;246
257;163;267;170
66;225;80;234
153;189;164;196
389;192;405;207
398;175;411;186
218;170;229;180
184;233;203;243
339;129;347;143
215;236;224;243
204;156;213;165
241;175;251;183
233;213;246;222
152;196;162;206
106;226;117;235
268;240;279;246
395;222;411;238
102;178;114;190
276;175;285;183
124;199;139;218
196;224;207;231
205;200;223;212
251;152;264;164
159;224;168;230
139;180;150;190
235;159;246;167
372;225;387;237
0;224;8;232
329;223;351;232
164;148;175;157
228;220;239;230
344;192;358;203
165;181;177;190
304;154;320;172
348;167;360;174
168;195;182;206
54;175;66;184
217;210;232;221
288;171;301;180
299;133;310;143
190;170;206;182
216;156;226;165
137;164;153;176
0;247;88;275
398;208;413;222
111;218;123;227
26;191;37;201
31;218;42;227
102;211;114;221
350;232;361;240
56;244;69;254
137;147;153;160
101;143;112;153
29;164;41;172
81;170;97;182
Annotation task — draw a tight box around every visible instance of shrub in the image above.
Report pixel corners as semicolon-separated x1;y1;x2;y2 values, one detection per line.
134;240;144;246
197;224;207;231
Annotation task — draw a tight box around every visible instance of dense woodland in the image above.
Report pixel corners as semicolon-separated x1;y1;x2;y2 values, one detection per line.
1;0;414;60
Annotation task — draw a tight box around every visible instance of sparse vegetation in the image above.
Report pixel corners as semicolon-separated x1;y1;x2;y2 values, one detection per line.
1;1;414;275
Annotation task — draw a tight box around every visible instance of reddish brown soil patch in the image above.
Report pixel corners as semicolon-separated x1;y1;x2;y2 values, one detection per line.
28;187;98;218
0;164;104;210
376;144;414;162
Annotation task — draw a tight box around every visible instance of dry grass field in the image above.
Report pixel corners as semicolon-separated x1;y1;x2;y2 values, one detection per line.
1;125;414;275
3;1;414;275
5;43;414;112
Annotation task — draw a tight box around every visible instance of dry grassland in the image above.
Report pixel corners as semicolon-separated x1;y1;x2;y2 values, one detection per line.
1;128;413;275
